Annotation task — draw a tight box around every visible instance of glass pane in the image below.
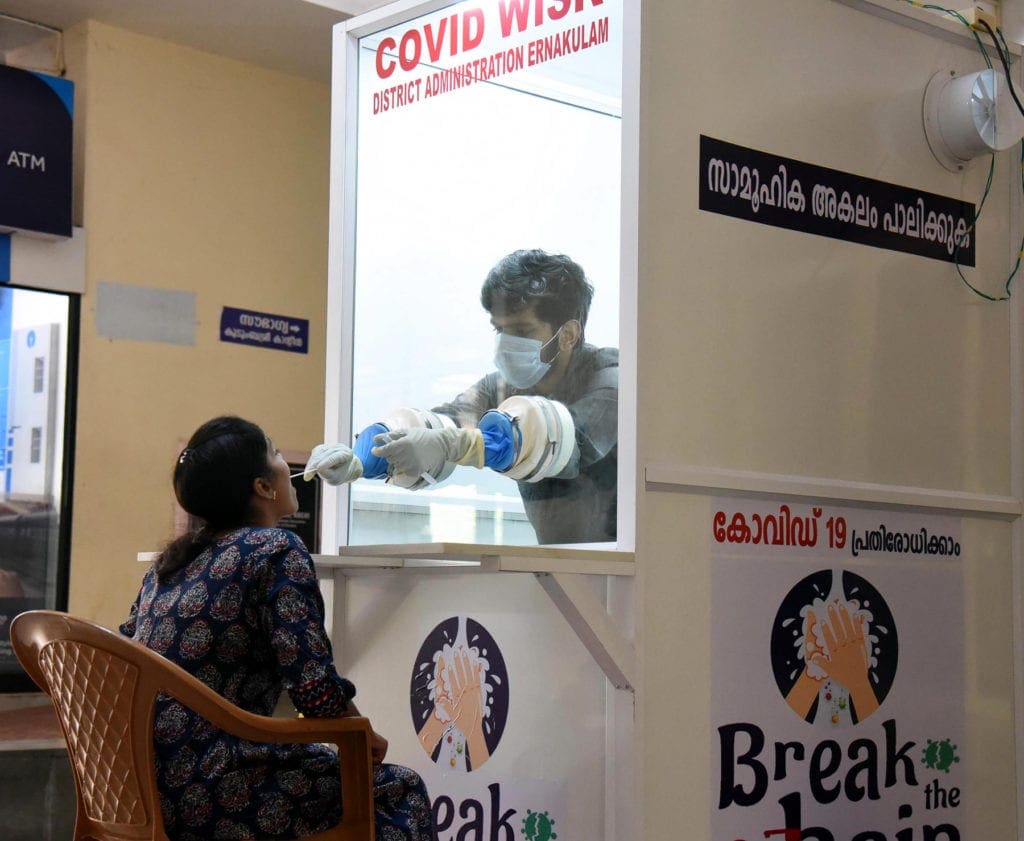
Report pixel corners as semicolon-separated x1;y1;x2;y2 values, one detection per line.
0;286;72;684
349;0;622;546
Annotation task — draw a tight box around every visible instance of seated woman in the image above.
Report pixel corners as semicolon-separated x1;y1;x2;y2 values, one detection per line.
120;415;433;841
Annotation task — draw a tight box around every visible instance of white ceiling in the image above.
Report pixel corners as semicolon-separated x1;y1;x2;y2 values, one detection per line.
0;0;391;81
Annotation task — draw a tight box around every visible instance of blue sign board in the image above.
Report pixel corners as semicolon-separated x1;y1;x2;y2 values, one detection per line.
0;288;12;487
0;66;74;239
220;306;308;354
0;234;9;283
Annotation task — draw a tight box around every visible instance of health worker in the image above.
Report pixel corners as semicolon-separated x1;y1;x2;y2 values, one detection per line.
304;249;618;544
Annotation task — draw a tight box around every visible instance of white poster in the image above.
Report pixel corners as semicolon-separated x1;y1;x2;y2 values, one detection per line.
711;499;965;841
400;609;578;841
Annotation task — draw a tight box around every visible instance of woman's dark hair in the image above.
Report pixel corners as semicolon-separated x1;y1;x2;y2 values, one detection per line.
480;249;594;341
154;416;272;581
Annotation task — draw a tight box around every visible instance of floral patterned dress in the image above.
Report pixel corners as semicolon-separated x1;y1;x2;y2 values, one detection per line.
121;527;434;841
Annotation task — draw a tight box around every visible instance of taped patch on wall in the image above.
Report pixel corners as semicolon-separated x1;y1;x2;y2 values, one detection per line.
95;281;196;345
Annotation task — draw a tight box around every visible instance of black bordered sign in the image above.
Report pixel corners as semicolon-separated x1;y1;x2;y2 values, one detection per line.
0;66;73;239
699;135;976;266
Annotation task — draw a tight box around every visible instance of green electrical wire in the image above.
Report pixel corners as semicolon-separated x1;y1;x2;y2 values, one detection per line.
998;143;1024;299
993;29;1024;300
895;0;1024;301
898;1;993;67
998;25;1014;65
952;154;1002;300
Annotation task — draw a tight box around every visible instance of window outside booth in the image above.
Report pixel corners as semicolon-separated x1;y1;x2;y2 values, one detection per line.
335;0;627;548
0;285;77;690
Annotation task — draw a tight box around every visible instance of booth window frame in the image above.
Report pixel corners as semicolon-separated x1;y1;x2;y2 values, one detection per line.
322;0;639;554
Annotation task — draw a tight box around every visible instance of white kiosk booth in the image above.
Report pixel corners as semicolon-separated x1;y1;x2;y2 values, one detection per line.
318;1;638;839
318;1;1022;839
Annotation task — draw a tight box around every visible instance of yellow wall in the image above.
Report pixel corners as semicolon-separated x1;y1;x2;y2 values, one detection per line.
62;21;331;630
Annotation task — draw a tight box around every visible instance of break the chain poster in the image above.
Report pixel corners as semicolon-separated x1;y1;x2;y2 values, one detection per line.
710;498;965;841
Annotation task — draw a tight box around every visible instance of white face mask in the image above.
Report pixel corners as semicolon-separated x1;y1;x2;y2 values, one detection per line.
494;327;562;388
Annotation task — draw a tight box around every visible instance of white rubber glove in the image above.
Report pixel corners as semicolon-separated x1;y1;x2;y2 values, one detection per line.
370;427;484;478
303;443;363;485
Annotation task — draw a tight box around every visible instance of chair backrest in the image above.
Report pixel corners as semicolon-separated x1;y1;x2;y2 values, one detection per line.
11;610;165;841
10;610;376;841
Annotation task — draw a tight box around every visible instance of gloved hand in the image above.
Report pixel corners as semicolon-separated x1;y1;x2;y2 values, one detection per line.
353;423;391;479
303;443;363;485
370;427;484;479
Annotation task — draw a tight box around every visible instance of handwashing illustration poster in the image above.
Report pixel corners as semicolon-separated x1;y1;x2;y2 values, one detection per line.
711;499;966;841
409;614;564;841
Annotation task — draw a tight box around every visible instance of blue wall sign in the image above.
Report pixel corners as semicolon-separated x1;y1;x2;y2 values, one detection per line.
0;66;73;239
220;306;309;354
0;288;13;487
0;234;9;284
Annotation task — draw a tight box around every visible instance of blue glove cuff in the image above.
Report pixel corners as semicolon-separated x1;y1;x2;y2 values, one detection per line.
354;422;390;479
477;411;517;472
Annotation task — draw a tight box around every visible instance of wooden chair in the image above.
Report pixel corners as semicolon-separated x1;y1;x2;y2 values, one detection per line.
10;610;375;841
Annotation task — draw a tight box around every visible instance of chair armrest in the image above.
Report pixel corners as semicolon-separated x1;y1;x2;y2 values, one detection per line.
124;635;365;743
146;649;375;838
154;665;376;833
160;675;376;839
153;663;372;747
213;711;373;747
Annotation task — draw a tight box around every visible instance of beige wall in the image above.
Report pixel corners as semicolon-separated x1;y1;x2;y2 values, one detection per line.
61;21;331;630
636;0;1016;837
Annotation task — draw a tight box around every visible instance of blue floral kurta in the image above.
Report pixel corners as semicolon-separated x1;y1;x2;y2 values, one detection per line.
121;526;433;841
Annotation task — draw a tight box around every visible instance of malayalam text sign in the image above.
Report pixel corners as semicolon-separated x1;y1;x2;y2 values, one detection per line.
220;306;308;354
700;135;976;265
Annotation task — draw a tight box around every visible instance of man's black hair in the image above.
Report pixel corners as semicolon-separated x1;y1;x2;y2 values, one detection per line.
481;249;594;339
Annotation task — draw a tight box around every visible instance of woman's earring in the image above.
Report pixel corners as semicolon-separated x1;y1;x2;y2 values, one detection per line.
271;490;278;501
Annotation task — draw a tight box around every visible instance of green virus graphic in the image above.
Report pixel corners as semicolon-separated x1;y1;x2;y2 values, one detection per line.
522;809;557;841
922;738;960;773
